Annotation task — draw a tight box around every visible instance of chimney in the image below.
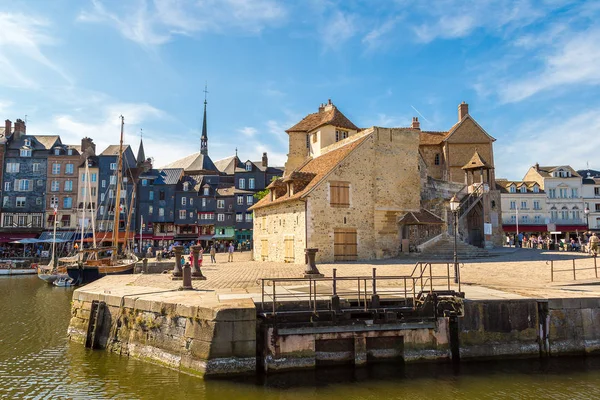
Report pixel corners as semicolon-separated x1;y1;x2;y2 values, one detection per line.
318;103;325;113
4;119;11;137
13;118;25;140
262;152;268;167
458;101;469;121
324;98;334;112
81;137;96;156
535;163;539;172
411;117;420;130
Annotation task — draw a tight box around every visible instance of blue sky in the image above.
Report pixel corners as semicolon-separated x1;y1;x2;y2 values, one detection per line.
1;0;599;179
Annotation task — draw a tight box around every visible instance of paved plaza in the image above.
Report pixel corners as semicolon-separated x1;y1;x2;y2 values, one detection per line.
128;248;600;301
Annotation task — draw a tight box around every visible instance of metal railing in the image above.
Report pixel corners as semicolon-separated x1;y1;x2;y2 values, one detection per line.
548;257;598;282
259;262;462;315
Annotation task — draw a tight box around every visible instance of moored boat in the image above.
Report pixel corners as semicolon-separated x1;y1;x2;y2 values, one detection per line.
0;260;37;275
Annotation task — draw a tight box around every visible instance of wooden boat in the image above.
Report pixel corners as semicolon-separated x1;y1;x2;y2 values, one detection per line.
0;260;37;275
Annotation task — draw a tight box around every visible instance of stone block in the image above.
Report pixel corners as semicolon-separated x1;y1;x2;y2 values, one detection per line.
214;303;256;322
580;298;600;310
134;298;155;312
208;339;234;358
233;320;256;342
184;320;215;341
232;340;257;358
189;339;212;360
176;303;198;319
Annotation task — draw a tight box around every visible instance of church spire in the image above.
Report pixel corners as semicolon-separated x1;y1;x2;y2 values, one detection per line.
200;83;208;155
136;129;146;165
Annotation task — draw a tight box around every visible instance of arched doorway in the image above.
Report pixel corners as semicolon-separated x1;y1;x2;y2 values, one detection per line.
467;203;484;247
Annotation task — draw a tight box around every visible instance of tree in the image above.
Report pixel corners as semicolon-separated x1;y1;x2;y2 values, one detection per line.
254;177;278;201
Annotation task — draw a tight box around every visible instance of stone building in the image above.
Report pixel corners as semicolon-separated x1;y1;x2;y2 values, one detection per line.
579;169;600;232
251;100;503;264
495;179;546;237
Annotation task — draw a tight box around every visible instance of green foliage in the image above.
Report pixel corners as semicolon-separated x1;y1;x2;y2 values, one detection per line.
254;176;278;201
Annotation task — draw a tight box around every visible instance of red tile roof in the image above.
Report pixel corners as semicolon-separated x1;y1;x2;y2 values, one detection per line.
287;106;359;133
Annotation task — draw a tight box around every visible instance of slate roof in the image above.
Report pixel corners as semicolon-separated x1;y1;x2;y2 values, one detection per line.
214;155;241;174
495;180;544;193
287;104;359;133
216;185;235;196
578;169;600;181
8;134;61;150
100;144;132;156
162;152;218;173
154;168;183;185
533;165;580;178
250;133;370;210
397;209;444;225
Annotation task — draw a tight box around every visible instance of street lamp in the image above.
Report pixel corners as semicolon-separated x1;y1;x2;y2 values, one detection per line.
585;206;590;230
450;195;460;284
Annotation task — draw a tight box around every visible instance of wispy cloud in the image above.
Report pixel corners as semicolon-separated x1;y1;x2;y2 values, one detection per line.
320;10;357;50
79;0;287;47
238;126;257;137
0;12;71;88
362;17;400;52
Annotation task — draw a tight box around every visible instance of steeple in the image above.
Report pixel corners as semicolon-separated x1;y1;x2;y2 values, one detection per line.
201;84;208;155
136;129;146;165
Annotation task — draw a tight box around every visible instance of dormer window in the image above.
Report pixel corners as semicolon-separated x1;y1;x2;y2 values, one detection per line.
183;182;189;192
434;154;440;165
24;139;31;147
509;185;516;193
245;162;252;171
54;149;60;155
335;129;348;142
520;186;527;193
533;185;539;193
20;149;31;157
203;187;209;196
67;149;73;156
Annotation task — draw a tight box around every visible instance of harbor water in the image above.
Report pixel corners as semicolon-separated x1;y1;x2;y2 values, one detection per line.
2;275;600;399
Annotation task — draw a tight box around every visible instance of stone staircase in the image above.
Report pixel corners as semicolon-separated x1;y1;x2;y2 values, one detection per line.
416;233;490;259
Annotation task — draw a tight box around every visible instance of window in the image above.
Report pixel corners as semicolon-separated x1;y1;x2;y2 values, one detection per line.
3;214;12;226
108;189;114;198
521;201;527;209
559;188;568;198
561;207;569;220
237;195;244;205
236;213;243;222
533;200;540;210
65;164;74;174
572;188;578;198
520;186;527;193
91;173;97;182
51;181;60;192
247;195;253;205
110;176;116;185
200;213;214;220
159;190;165;200
18;180;31;191
330;181;350;207
245;212;252;222
533;185;539;193
20;149;31;157
63;197;72;209
509;186;516;193
550;207;558;220
434;154;440;165
181;197;187;206
142;179;148;186
245;162;252;171
239;178;245;189
52;163;60;174
37;179;43;187
4;182;10;192
183;182;189;192
148;205;153;215
110;163;117;170
36;197;42;205
595;187;600;196
203;188;209;196
510;215;516;223
149;191;154;200
101;180;106;188
548;189;556;198
54;149;60;155
159;208;164;217
81;174;86;182
100;193;105;202
249;178;255;189
521;215;529;223
99;206;105;216
335;129;348;142
596;204;600;212
91;187;96;196
190;198;193;205
179;210;186;219
510;201;516;210
68;149;73;156
17;215;27;227
306;133;310;149
202;198;206;207
6;163;19;173
24;139;31;147
312;133;317;143
217;200;225;208
217;213;225;222
534;215;541;223
16;197;26;207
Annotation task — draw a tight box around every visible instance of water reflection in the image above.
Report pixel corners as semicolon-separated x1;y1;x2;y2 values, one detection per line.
1;275;600;399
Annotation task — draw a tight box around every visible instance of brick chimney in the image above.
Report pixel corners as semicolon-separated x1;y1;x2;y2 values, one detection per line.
535;163;540;172
81;137;96;156
458;101;469;121
411;117;420;130
318;103;325;113
4;119;11;137
262;152;268;167
324;98;334;112
13;118;25;140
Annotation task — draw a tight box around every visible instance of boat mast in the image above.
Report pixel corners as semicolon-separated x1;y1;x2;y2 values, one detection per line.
86;160;97;248
51;206;57;270
80;166;88;251
112;116;125;259
123;183;136;254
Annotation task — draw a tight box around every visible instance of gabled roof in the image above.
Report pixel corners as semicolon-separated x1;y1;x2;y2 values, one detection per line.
250;133;370;210
419;131;446;145
287;104;359;133
495;180;544;193
462;150;491;170
577;169;600;179
398;209;444;225
154;168;183;185
214;155;241;174
162;152;218;173
533;165;580;178
100;144;132;156
33;135;61;149
444;115;496;142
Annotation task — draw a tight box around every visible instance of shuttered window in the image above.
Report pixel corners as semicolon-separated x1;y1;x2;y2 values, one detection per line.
334;229;357;261
261;239;268;259
330;181;350;208
284;236;294;263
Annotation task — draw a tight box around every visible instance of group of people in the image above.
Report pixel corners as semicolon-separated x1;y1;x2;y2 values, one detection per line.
506;232;600;256
506;233;555;249
143;241;239;264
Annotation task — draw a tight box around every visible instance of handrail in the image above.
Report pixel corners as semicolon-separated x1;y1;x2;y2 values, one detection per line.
548;257;598;282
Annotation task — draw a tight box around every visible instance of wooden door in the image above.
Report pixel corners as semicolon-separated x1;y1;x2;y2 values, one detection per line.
261;239;268;260
284;236;294;263
334;229;357;261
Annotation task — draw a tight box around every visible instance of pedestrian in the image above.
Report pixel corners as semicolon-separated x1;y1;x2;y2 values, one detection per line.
228;242;234;262
590;233;599;257
517;232;523;248
210;245;216;263
506;235;510;247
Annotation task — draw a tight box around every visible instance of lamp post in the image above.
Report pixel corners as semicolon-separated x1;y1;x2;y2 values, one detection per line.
450;195;460;284
585;206;590;230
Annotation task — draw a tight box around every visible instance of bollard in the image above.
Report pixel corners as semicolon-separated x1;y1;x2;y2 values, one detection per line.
331;268;340;312
172;245;183;277
304;248;324;278
595;256;598;279
181;262;193;290
142;258;148;274
573;258;576;281
190;245;206;280
371;267;380;309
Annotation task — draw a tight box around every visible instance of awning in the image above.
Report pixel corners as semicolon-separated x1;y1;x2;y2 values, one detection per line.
502;225;548;233
197;235;213;241
0;232;39;243
556;225;588;232
152;235;174;240
39;231;75;241
84;231;134;243
213;233;235;239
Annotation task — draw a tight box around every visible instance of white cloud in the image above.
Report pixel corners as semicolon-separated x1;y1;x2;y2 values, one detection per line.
79;0;287;47
0;12;71;88
495;108;600;179
238;126;257;137
362;17;399;52
321;10;357;49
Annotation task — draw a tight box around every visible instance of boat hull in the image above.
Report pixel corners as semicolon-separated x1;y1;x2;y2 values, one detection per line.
0;269;37;275
67;262;135;285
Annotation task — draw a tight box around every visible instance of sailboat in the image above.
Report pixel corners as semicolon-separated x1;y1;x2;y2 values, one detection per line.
37;207;64;283
66;116;138;285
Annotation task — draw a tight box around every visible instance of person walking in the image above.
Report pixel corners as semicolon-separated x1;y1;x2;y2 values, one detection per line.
210;245;216;263
228;242;234;262
590;233;599;257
